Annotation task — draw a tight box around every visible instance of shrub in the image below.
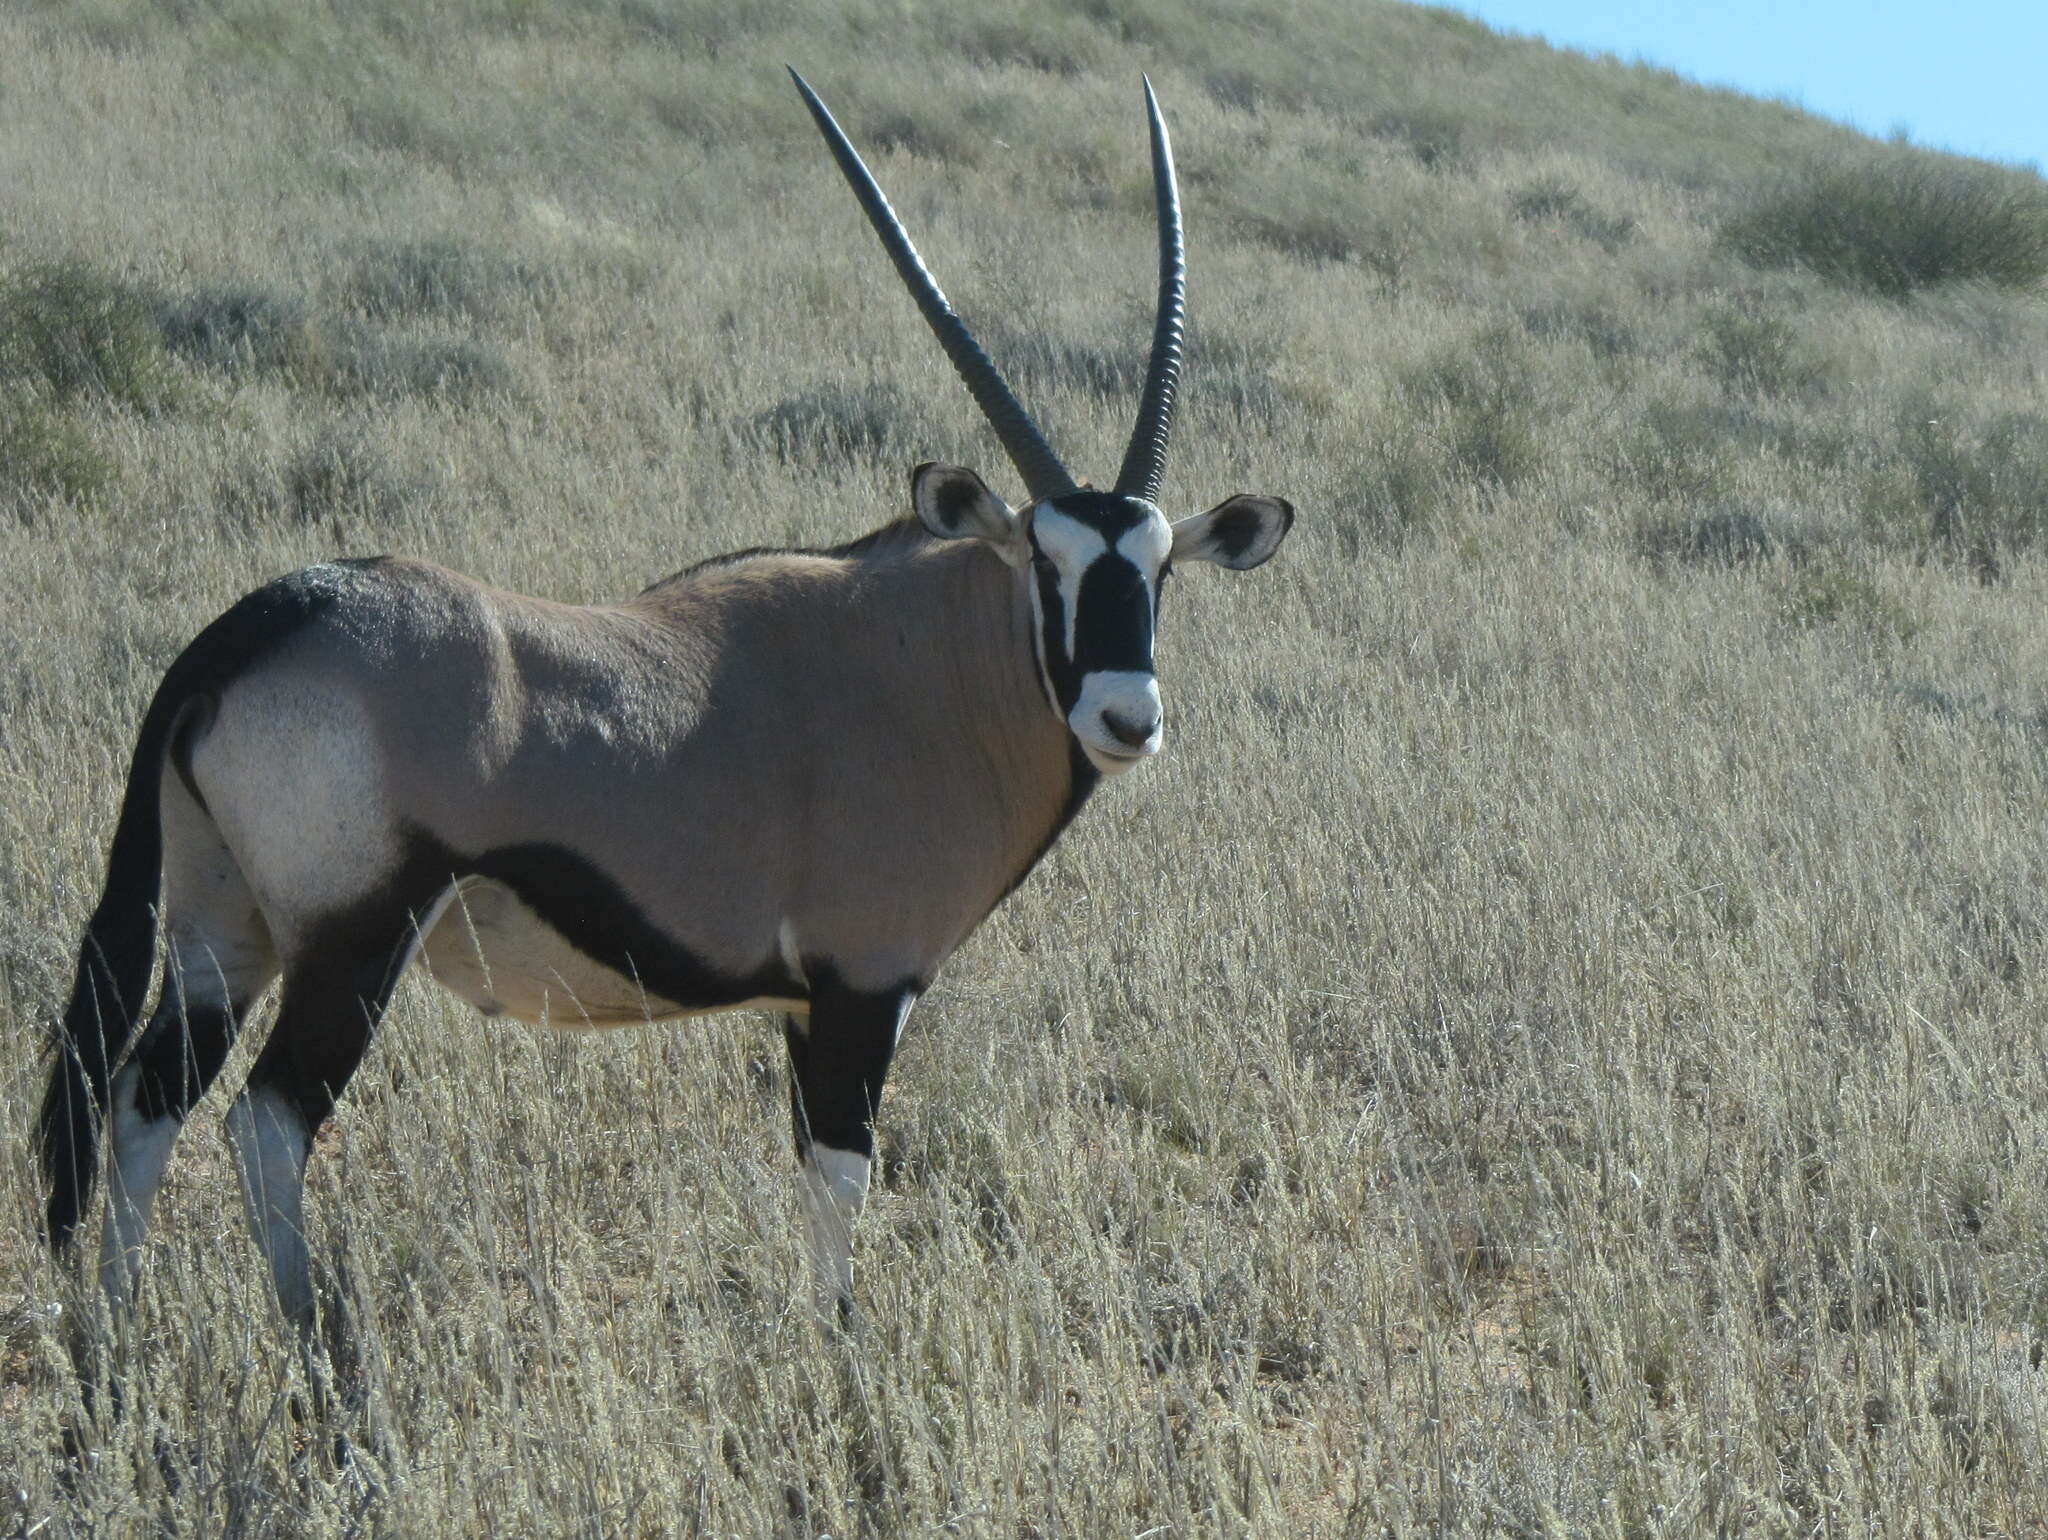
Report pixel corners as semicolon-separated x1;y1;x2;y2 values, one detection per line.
1772;557;1920;642
0;386;114;517
1442;397;1539;487
327;328;517;405
981;319;1145;404
1609;397;1755;501
215;423;425;538
1869;406;2048;576
158;287;330;383
1371;106;1466;170
1186;329;1288;431
344;238;545;322
1237;211;1360;267
222;423;423;541
0;261;185;412
1695;305;1826;397
1401;327;1542;490
1331;440;1442;552
1509;176;1636;249
1634;506;1787;570
283;429;399;528
753;384;900;465
1522;295;1636;359
1724;153;2048;297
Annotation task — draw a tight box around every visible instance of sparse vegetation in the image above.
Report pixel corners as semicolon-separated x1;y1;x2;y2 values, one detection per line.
5;0;2048;1533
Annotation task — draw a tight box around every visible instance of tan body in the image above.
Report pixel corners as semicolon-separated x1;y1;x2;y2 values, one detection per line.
182;531;1075;1025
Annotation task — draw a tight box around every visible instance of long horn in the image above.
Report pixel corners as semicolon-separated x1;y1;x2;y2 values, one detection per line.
1113;77;1185;504
790;70;1078;503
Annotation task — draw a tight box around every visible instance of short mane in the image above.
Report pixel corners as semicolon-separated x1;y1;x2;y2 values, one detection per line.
641;517;933;595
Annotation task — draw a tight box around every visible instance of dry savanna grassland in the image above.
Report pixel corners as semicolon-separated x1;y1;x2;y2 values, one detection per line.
6;0;2048;1534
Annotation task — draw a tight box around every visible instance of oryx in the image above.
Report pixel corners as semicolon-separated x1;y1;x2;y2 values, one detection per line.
38;71;1294;1328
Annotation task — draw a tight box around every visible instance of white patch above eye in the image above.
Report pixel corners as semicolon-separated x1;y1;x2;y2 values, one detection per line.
1031;508;1107;660
1116;515;1173;575
1031;508;1109;569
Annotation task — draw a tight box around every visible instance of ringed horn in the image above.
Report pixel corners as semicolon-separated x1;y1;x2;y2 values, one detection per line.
788;69;1187;506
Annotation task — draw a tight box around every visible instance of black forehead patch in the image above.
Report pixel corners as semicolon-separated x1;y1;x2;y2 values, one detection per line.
1039;489;1154;539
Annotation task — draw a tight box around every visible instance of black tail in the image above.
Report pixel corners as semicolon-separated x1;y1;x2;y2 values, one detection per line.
35;562;375;1251
36;682;199;1251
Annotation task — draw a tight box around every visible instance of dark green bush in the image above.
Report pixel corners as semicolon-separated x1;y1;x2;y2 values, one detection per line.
1442;398;1538;488
0;386;115;515
1371;106;1466;170
1237;210;1360;267
982;319;1145;404
215;423;425;538
158;287;330;383
282;428;402;529
1185;329;1288;431
1608;396;1807;502
1401;327;1542;489
754;384;901;465
1724;153;2048;297
0;261;185;412
1329;438;1442;554
1521;296;1637;359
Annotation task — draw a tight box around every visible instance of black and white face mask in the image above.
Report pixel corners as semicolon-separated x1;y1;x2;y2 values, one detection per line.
912;464;1295;775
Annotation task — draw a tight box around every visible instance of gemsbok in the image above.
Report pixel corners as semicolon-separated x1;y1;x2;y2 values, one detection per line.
39;71;1294;1329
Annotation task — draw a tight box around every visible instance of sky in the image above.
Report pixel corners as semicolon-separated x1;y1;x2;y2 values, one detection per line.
1446;1;2048;170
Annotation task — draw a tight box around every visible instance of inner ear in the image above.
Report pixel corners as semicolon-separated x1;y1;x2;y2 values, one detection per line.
1170;494;1295;570
912;462;1025;560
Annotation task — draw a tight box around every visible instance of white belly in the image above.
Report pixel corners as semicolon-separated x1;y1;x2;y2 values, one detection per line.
417;877;800;1028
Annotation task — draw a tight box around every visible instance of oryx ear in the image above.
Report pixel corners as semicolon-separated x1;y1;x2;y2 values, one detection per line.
1170;494;1294;570
912;463;1027;563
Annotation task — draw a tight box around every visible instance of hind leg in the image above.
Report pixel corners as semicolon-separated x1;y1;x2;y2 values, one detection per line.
226;902;432;1332
99;785;280;1310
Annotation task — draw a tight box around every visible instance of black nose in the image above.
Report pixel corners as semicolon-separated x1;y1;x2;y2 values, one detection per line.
1102;708;1159;748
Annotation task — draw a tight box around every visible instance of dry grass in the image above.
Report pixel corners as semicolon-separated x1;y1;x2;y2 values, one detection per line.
4;0;2048;1533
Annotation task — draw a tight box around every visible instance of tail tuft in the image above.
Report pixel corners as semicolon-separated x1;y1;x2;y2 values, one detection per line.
37;712;179;1250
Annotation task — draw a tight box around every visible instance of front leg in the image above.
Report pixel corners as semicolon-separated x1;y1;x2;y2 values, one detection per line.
783;971;916;1320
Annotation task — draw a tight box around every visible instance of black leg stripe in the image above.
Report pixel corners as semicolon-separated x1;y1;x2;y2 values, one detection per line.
784;970;916;1165
132;1003;239;1124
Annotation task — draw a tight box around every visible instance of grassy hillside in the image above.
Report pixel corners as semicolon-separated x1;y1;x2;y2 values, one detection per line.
6;0;2048;1532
